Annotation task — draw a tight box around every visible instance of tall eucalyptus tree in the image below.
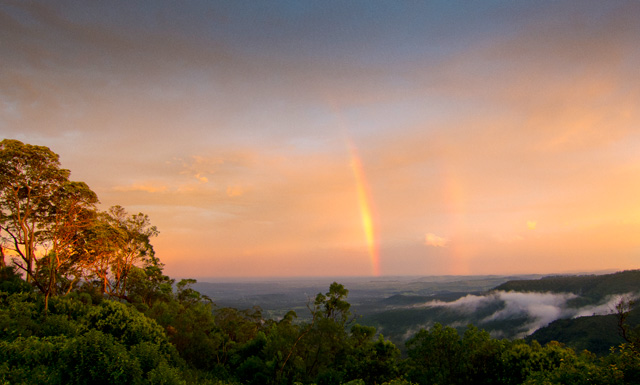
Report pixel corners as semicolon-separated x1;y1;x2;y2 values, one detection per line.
0;139;99;310
0;139;70;284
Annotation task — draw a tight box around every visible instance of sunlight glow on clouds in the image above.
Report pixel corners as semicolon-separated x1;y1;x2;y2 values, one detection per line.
226;185;244;198
113;183;168;194
2;1;640;277
425;233;448;248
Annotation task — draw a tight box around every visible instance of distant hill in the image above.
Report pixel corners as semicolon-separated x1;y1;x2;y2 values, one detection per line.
528;306;640;355
495;269;640;307
365;270;640;350
497;270;640;355
194;271;640;355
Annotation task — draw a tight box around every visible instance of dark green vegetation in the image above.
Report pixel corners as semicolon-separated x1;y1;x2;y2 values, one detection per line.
2;139;640;384
528;311;632;356
496;271;640;307
202;271;640;354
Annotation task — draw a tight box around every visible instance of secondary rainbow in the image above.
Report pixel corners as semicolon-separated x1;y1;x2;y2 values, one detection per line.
347;141;381;276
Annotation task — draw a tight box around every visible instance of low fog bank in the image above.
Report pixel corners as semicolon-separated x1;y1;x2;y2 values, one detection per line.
414;291;638;338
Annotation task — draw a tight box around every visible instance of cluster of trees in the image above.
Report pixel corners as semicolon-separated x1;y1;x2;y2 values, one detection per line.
0;139;163;310
3;269;640;385
2;139;640;384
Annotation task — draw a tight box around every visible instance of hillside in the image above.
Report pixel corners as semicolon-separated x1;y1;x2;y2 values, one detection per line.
495;270;640;355
495;270;640;307
528;314;621;355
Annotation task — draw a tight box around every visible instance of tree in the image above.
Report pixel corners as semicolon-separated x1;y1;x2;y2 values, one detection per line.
126;263;174;310
315;282;352;324
405;323;464;385
82;206;159;300
612;296;640;382
0;139;70;284
616;296;639;348
0;140;100;311
146;289;219;371
299;282;353;383
38;181;98;310
343;324;400;385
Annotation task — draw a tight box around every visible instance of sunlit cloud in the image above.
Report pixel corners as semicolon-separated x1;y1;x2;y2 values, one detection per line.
226;185;244;198
195;174;209;183
113;182;168;194
425;233;448;248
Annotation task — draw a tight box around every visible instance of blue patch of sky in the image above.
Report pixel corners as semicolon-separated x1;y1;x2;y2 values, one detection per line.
55;1;529;66
206;1;509;64
0;1;46;29
39;1;629;62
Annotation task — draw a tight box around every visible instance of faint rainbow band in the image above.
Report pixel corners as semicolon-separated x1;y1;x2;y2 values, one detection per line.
347;141;381;276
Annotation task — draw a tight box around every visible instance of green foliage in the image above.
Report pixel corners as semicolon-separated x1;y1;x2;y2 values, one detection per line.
405;323;465;384
146;362;188;385
459;325;506;383
60;329;143;385
146;291;221;371
528;313;625;355
0;292;41;340
315;282;351;325
0;265;32;293
214;306;265;366
0;336;65;384
86;300;172;349
606;343;640;384
342;380;366;385
520;348;625;385
5;273;640;385
177;278;210;305
344;331;401;385
0;290;189;384
127;265;174;311
382;378;416;385
46;292;93;321
379;380;416;385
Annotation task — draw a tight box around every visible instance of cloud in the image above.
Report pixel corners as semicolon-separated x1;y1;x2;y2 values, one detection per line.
482;291;577;337
415;290;635;338
113;182;167;193
417;293;494;313
572;293;637;318
194;174;208;183
3;1;640;277
226;185;244;198
425;233;448;247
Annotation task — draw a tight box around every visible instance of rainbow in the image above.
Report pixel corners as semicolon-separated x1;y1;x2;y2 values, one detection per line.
323;98;381;276
440;162;470;275
347;142;381;276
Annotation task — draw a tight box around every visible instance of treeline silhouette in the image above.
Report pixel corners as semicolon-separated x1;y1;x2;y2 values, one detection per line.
1;139;639;384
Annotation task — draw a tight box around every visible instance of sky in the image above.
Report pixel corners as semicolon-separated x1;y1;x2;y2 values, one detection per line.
2;1;640;279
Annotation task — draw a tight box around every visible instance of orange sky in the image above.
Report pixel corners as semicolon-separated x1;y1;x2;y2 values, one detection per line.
2;1;640;278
